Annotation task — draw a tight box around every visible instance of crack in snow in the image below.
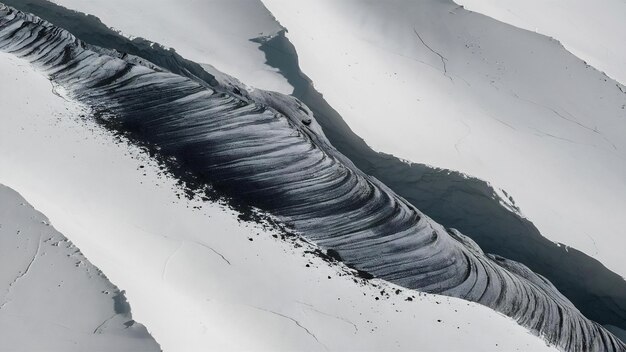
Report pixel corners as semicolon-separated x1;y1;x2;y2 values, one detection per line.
482;110;518;131
511;92;619;151
296;301;359;334
0;235;42;310
159;234;232;266
93;313;116;334
249;305;328;350
413;26;452;81
529;127;586;146
162;241;183;281
194;241;231;266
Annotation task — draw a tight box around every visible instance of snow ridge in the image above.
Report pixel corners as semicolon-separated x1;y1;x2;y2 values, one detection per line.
0;5;622;351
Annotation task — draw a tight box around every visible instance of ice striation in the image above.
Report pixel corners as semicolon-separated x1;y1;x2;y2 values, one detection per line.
0;5;623;351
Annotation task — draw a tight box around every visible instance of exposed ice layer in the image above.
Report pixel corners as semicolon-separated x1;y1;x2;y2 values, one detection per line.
0;6;622;351
0;50;558;352
260;0;626;283
0;184;160;351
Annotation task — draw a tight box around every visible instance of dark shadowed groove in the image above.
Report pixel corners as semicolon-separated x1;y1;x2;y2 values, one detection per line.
3;1;621;333
0;3;624;350
252;30;626;334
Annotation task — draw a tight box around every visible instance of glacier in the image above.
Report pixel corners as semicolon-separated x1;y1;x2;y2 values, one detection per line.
38;0;625;335
0;4;622;350
260;0;626;282
0;34;556;352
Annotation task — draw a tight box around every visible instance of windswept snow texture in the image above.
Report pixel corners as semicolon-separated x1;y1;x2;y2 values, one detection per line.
0;6;622;351
0;30;557;352
253;31;626;334
261;0;626;283
16;0;626;341
26;0;624;333
0;185;159;352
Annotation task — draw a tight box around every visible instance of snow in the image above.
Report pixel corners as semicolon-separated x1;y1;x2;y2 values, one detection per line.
0;184;159;352
0;49;556;351
46;0;626;280
259;0;626;278
455;0;626;86
49;0;292;94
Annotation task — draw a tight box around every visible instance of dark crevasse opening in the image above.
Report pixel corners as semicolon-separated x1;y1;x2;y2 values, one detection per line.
251;31;626;334
3;0;624;337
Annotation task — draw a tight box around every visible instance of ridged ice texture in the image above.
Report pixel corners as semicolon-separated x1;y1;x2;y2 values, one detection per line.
0;5;622;351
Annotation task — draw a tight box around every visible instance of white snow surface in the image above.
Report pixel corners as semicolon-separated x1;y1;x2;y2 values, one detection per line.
50;0;292;94
260;0;626;278
456;0;626;86
0;184;159;352
0;49;558;350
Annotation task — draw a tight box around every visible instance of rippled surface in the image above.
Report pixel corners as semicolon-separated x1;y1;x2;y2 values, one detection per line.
0;5;623;350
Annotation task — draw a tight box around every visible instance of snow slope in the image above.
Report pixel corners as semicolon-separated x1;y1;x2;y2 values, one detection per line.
43;0;626;280
48;0;290;94
456;0;626;85
260;0;626;278
4;5;621;348
8;1;624;334
0;184;160;352
0;48;557;352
